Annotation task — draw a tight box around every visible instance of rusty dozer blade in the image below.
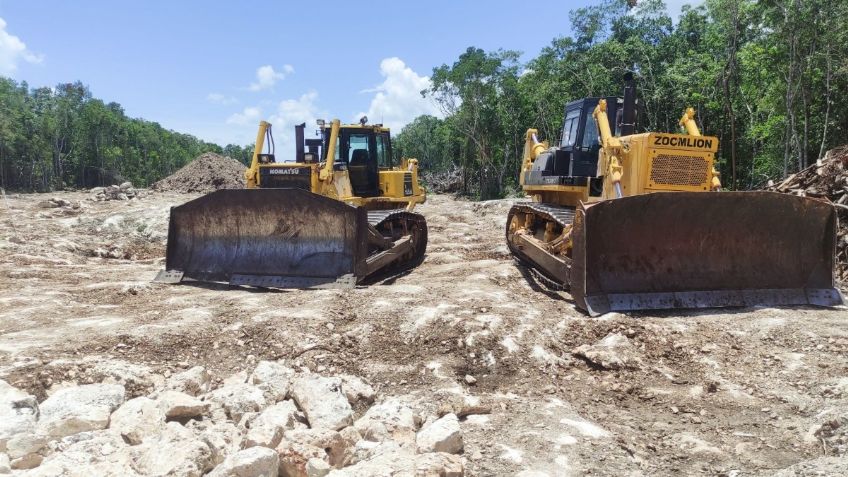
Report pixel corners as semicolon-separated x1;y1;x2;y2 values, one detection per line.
570;191;844;315
156;189;369;288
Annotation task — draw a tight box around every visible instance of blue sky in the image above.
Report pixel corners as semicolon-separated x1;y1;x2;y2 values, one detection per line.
0;0;696;153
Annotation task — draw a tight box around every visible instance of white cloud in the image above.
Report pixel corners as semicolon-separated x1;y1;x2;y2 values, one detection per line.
206;92;238;105
0;17;43;76
249;64;293;91
355;57;441;132
226;106;262;125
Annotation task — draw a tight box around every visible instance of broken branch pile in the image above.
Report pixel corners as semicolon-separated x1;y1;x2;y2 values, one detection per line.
767;145;848;282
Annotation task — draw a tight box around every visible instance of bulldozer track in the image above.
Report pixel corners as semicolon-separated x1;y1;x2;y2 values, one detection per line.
363;209;428;283
505;202;575;291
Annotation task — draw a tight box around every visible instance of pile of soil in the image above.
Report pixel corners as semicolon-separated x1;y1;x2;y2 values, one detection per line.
152;153;246;193
767;145;848;280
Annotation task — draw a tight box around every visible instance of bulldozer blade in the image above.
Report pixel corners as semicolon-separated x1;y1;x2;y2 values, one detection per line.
570;191;844;315
157;189;368;288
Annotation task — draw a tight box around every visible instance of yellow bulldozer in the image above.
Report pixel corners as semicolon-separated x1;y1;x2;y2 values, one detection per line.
507;74;843;315
155;117;427;288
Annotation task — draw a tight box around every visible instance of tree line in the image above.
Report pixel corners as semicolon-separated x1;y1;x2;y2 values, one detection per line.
0;78;254;191
393;0;848;199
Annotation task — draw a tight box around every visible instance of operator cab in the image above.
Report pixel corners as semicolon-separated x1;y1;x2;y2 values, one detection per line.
524;96;624;196
316;118;393;198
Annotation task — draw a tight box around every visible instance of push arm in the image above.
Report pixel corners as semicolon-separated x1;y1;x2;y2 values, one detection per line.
244;121;269;189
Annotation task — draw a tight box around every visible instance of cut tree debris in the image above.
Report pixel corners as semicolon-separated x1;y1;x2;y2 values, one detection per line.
767;145;848;282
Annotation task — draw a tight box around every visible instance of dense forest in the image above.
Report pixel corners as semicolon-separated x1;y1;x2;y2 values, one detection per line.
394;0;848;198
0;79;253;191
2;0;846;197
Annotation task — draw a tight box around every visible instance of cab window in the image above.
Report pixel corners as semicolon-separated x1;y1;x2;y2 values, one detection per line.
561;109;580;147
347;134;370;165
581;109;599;148
376;134;391;168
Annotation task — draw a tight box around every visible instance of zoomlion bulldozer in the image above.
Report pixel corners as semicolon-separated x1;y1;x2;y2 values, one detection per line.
155;117;427;288
506;73;843;315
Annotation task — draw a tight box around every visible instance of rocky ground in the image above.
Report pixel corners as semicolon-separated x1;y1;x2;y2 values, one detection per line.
0;189;846;476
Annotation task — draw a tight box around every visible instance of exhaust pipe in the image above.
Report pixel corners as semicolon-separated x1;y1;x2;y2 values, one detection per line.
621;72;637;136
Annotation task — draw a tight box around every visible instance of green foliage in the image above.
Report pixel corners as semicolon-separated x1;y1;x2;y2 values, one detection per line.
0;79;223;191
395;0;848;197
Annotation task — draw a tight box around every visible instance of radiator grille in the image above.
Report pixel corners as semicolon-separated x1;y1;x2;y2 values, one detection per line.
650;154;708;186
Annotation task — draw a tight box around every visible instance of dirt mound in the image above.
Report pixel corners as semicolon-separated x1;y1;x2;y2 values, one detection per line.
152;152;246;193
767;145;848;281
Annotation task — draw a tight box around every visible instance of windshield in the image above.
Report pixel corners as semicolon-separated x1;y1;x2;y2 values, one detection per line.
561;109;580;147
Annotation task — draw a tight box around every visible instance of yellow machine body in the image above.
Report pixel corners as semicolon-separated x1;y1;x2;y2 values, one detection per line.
157;119;428;289
507;88;842;314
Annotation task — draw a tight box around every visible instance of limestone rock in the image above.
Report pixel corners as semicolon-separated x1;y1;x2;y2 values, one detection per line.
416;413;463;454
243;400;299;449
188;420;244;468
38;383;126;438
167;366;212;397
158;390;209;419
290;375;353;431
306;457;331;477
250;361;295;402
5;433;47;460
10;452;42;470
0;380;38;451
572;332;642;370
415;452;464;476
0;453;9;474
109;397;166;445
130;421;214;477
208;446;279;477
87;359;164;395
339;375;375;407
207;384;267;423
285;428;350;468
325;441;415;476
276;440;325;477
353;398;416;444
26;431;139;477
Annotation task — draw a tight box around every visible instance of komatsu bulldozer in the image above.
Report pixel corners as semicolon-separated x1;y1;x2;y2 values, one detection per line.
155;117;427;288
507;74;843;315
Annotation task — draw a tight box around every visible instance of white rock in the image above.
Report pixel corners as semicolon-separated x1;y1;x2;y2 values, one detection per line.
188;420;243;468
87;358;164;393
25;431;138;477
290;375;353;431
5;433;46;459
325;441;415;476
38;383;125;438
207;384;267;423
0;380;38;451
416;413;463;454
167;366;212;397
109;397;166;445
339;375;375;407
415;452;464;476
243;400;299;449
306;457;331;477
353;398;416;444
10;452;42;470
0;453;8;474
276;440;326;477
157;390;209;419
119;182;133;190
130;421;214;477
208;446;279;477
285;428;350;468
250;361;295;402
572;332;642;370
